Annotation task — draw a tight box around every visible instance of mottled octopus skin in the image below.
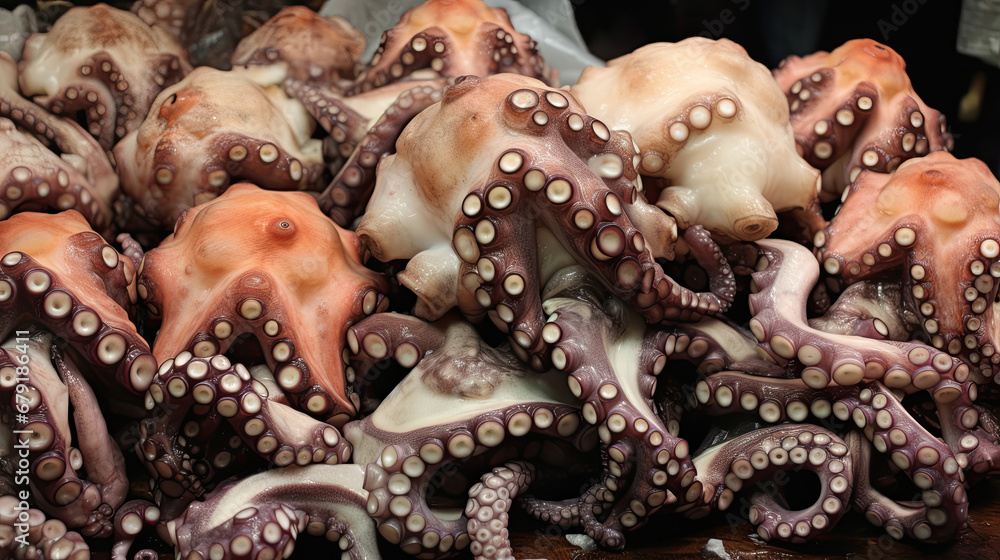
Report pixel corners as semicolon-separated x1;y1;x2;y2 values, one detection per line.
817;153;1000;380
0;211;156;397
0;495;90;560
690;424;853;543
570;39;820;242
136;354;351;505
1;333;128;538
18;3;191;150
749;239;967;392
694;373;967;542
114;66;325;233
0;53;120;236
773;39;953;201
166;464;380;560
345;312;590;558
232;6;365;88
357;73;729;362
351;0;556;95
137;184;388;423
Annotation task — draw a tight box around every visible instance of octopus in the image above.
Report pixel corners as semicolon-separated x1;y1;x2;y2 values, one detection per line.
135;184;388;424
690;423;855;542
1;1;996;558
344;311;590;558
773;39;954;201
277;0;559;227
18;3;192;150
816;153;1000;375
0;210;156;539
232;6;365;88
814;152;1000;478
350;0;556;94
135;353;352;515
571;38;821;242
0;53;120;236
113;66;326;234
357;73;734;364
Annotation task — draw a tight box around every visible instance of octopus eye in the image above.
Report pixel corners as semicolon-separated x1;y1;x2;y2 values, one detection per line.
279;221;291;229
164;94;177;105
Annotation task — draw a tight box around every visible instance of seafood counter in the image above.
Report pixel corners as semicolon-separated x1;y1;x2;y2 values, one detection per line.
0;1;995;559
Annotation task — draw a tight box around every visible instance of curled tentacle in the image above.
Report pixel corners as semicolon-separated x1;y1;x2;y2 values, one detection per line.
0;54;119;235
319;82;448;227
111;500;160;560
138;353;352;500
682;225;735;311
692;424;852;542
694;372;968;541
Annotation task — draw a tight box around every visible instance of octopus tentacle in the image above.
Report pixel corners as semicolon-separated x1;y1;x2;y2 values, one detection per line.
115;233;144;269
576;482;626;549
1;334;126;537
318;83;447;227
845;430;967;543
465;461;534;560
935;385;1000;475
692;424;852;542
773;39;953;200
166;465;378;560
538;271;698;534
0;496;90;560
111;500;160;560
695;372;967;541
349;0;555;95
0;55;119;235
353;401;585;557
139;354;351;499
0;213;156;396
283;78;369;160
816;154;1000;378
750;239;965;390
680;225;736;309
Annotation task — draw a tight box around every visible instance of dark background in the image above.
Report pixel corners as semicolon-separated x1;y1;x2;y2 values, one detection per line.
572;0;1000;174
